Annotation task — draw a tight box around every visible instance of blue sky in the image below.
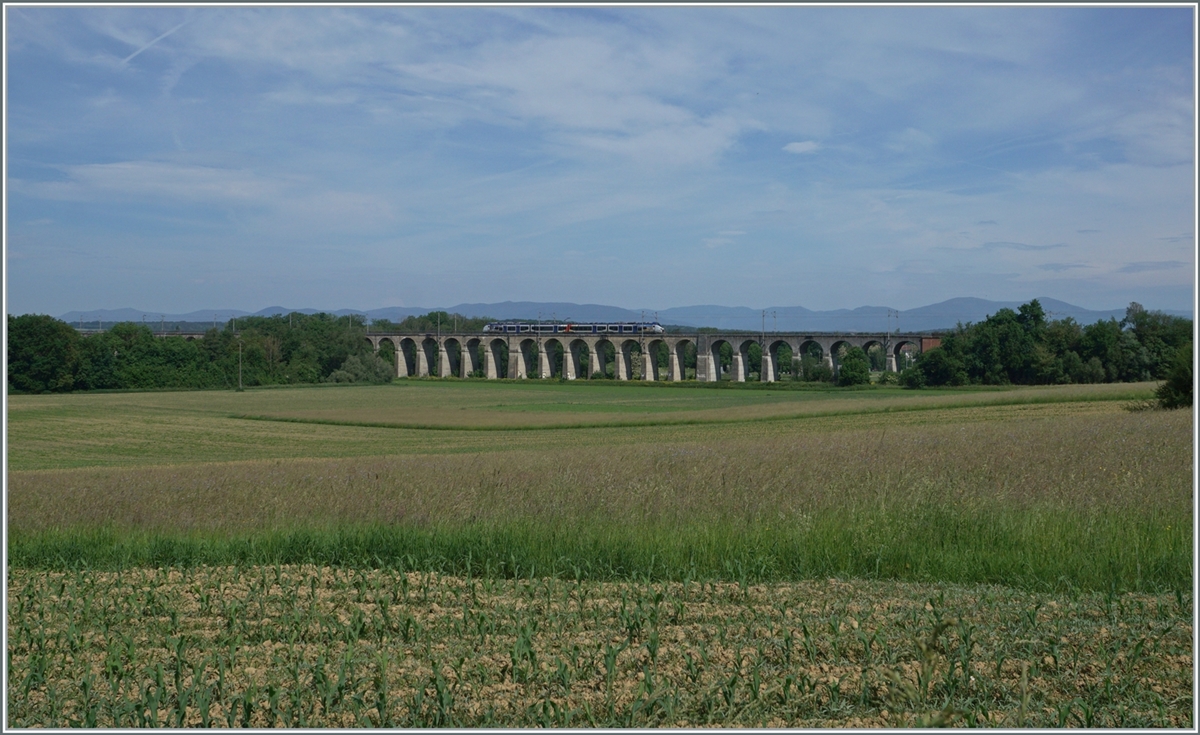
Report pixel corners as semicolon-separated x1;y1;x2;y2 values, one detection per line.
5;5;1195;315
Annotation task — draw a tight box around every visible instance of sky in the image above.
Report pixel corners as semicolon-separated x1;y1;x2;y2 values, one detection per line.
4;5;1196;316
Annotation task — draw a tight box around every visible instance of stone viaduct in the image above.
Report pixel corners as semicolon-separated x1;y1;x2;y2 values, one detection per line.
365;332;940;382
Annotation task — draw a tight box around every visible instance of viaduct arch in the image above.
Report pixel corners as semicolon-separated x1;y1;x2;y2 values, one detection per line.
366;332;938;382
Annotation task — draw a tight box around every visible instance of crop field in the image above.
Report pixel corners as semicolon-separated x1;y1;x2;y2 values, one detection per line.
6;380;1195;726
7;567;1192;728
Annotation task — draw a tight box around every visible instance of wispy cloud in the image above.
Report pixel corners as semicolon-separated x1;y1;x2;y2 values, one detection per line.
4;6;1194;314
982;241;1066;251
1038;262;1090;272
1117;260;1189;274
13;162;289;205
121;19;188;65
886;127;934;153
783;141;819;154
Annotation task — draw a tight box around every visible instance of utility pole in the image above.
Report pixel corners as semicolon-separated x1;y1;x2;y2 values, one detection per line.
161;315;165;336
886;309;898;371
237;339;243;392
640;310;646;379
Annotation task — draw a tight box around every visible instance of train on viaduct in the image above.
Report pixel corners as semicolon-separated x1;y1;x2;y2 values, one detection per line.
362;323;941;382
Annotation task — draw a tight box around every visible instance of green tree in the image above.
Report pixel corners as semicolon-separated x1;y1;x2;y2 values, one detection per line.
1123;303;1192;379
865;344;887;371
7;314;80;393
899;366;925;389
836;346;870;386
916;345;967;386
796;355;832;382
1156;342;1193;409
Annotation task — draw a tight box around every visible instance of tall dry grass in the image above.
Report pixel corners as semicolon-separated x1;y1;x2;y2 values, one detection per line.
10;408;1191;591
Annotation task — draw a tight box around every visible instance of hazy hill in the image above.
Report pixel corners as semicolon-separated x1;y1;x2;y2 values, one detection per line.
56;297;1190;333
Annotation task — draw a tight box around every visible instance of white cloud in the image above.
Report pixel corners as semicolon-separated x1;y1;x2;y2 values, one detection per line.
5;7;1195;314
886;127;935;153
13;162;288;204
783;141;819;154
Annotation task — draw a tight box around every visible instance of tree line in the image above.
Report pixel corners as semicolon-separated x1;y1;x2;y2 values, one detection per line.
7;301;1192;406
7;312;396;393
900;300;1192;406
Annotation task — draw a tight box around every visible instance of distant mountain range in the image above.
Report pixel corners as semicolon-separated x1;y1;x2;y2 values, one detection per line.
55;297;1192;333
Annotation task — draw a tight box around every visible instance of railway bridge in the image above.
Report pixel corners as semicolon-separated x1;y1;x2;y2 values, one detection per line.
365;332;940;382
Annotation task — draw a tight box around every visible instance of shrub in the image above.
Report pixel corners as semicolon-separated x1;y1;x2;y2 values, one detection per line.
796;356;833;382
917;347;967;386
836;347;871;387
325;354;394;384
325;369;355;383
1156;342;1192;409
900;367;925;389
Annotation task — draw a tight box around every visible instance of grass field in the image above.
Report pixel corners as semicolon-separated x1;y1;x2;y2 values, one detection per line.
6;380;1194;726
6;380;1153;470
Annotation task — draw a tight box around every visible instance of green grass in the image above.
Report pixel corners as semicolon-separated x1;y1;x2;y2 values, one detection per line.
7;380;1192;727
9;382;1190;592
6;379;1156;470
8;505;1189;592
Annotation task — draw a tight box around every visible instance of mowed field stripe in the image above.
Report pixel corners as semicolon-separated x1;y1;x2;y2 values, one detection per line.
227;383;1154;431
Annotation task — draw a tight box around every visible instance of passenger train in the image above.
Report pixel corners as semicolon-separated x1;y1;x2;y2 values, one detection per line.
482;321;665;335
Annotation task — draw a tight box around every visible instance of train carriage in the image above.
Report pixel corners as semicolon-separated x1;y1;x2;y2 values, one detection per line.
482;322;664;334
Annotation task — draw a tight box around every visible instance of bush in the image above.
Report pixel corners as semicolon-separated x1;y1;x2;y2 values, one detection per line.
900;367;925;389
917;347;967;386
324;354;394;384
875;370;898;385
1156;342;1192;409
836;347;871;387
325;369;355;383
796;355;833;382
